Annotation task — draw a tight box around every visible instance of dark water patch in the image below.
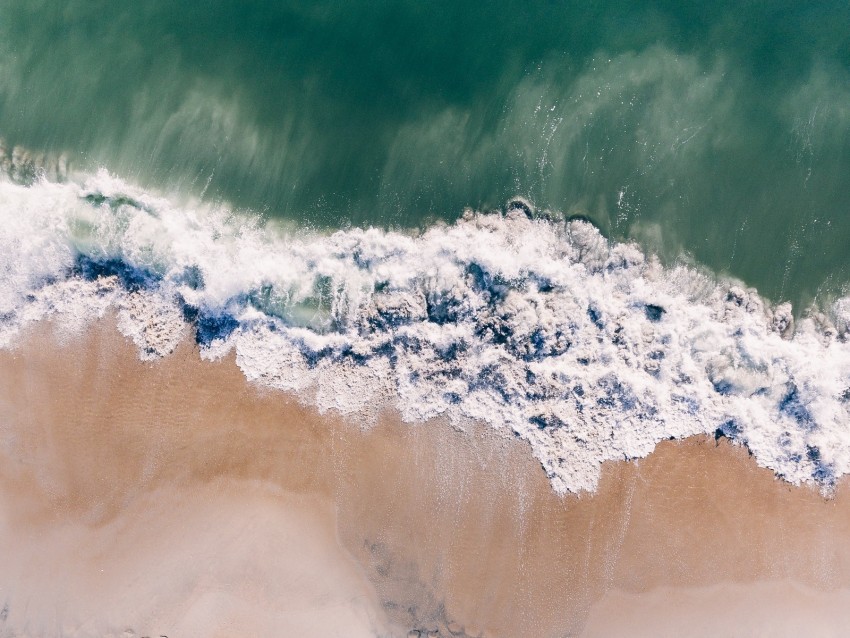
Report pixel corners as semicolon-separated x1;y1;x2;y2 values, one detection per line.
364;312;407;332
714;419;741;441
712;379;734;396
644;304;666;322
529;413;566;430
587;306;604;330
391;333;422;355
298;343;335;369
73;255;158;292
465;262;491;294
443;391;462;405
83;192;151;214
779;382;815;430
180;301;199;323
610;324;626;347
337;345;371;366
425;292;463;325
807;445;835;483
179;265;205;291
435;340;466;362
505;198;534;219
596;373;637;411
369;340;398;366
566;213;600;228
194;312;239;347
471;364;513;403
466;262;510;303
533;275;554;293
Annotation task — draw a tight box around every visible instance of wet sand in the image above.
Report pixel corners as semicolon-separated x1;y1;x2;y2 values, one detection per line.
2;318;850;637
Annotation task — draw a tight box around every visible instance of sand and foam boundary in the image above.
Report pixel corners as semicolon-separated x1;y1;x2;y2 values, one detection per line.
4;171;850;497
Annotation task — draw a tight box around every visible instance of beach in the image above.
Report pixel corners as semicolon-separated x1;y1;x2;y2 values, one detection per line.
2;2;850;636
2;317;850;637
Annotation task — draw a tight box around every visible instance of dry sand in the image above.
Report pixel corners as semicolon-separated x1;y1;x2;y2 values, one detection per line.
2;318;850;637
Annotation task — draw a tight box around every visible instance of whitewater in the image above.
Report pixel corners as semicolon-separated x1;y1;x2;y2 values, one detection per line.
2;153;850;494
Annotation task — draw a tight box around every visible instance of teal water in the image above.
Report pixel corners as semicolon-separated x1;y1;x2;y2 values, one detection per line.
1;1;849;307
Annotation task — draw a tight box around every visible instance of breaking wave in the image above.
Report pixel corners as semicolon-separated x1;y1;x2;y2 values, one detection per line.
3;165;850;494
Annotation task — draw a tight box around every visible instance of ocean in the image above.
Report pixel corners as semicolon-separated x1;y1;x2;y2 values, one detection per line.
2;2;850;636
3;1;850;305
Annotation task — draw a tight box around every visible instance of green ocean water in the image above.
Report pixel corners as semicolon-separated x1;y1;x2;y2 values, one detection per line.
1;1;849;308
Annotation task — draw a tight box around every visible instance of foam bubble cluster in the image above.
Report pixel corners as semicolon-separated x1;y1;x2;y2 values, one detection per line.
2;170;850;493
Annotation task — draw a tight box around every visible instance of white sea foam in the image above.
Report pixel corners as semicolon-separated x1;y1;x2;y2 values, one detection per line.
2;170;850;493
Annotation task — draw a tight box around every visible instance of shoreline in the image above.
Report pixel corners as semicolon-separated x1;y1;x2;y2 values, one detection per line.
2;318;850;636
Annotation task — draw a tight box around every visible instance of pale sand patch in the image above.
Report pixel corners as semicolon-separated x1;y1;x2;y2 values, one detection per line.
2;318;850;637
581;581;850;637
0;478;388;638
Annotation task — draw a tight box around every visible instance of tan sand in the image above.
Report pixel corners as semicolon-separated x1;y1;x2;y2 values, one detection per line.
2;318;850;637
582;580;850;637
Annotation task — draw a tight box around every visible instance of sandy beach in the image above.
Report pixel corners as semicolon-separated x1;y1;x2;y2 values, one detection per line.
2;318;850;637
